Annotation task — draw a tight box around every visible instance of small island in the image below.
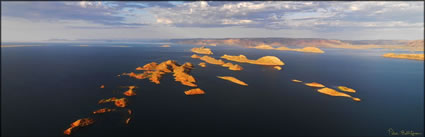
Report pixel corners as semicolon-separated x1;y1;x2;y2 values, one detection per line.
221;54;285;66
291;79;302;83
92;108;115;114
198;62;206;67
317;88;361;102
273;66;282;70
304;82;326;88
337;86;356;93
124;86;137;96
124;60;198;87
191;46;213;55
217;76;248;86
198;55;243;71
184;88;205;95
382;53;424;61
64;118;95;135
191;54;201;59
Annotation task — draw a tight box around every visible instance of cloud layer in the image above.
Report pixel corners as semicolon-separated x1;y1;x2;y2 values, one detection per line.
149;1;423;30
1;1;423;41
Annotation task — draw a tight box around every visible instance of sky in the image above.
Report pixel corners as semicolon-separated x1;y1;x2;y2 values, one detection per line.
1;1;424;42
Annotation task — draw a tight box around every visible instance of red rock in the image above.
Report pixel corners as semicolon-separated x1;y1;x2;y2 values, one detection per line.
184;88;205;95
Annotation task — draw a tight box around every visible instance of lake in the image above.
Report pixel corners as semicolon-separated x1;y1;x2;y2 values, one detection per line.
1;43;423;136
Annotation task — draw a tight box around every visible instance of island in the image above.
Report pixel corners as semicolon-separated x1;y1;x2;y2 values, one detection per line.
252;44;325;54
64;118;95;135
290;47;325;53
217;76;248;86
317;88;361;102
221;54;285;66
221;62;243;71
160;45;171;47
199;62;206;67
304;82;326;88
191;46;213;55
382;53;424;61
92;108;115;114
198;55;243;71
184;88;205;95
337;86;356;93
124;86;137;96
98;97;128;108
191;54;202;59
124;60;198;87
200;55;225;65
173;62;197;87
251;44;274;50
291;79;302;83
273;66;282;70
126;117;131;124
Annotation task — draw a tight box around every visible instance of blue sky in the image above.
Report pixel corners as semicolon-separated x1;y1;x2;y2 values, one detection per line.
1;1;424;42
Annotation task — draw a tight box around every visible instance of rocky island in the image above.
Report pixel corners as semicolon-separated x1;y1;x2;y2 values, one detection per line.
221;54;285;66
337;86;356;93
317;88;361;102
382;53;424;61
191;54;202;59
304;82;326;88
291;79;302;83
124;60;198;87
191;46;213;55
92;108;115;114
184;88;205;95
198;55;244;71
198;62;206;67
124;86;137;96
64;118;95;135
98;97;128;108
217;76;248;86
273;66;282;70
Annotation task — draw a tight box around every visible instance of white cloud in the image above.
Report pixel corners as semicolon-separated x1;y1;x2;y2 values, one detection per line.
147;1;423;31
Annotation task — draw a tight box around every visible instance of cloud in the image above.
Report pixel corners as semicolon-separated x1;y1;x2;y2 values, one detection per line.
147;1;424;31
1;1;176;27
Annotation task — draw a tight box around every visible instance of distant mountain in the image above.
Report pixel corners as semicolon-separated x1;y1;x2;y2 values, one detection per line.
405;40;424;50
172;38;424;51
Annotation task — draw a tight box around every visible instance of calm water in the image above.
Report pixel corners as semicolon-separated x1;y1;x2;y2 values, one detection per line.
1;43;424;136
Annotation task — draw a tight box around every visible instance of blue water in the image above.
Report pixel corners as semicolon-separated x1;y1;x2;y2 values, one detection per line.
1;43;424;136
